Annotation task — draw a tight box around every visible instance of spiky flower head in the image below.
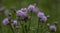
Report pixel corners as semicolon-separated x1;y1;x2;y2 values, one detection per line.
2;18;9;25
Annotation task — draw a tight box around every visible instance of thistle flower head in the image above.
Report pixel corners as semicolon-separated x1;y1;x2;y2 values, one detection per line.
41;16;47;22
12;20;17;26
2;18;9;25
28;5;35;11
49;25;56;32
21;8;27;13
16;10;27;18
37;12;45;18
32;7;39;14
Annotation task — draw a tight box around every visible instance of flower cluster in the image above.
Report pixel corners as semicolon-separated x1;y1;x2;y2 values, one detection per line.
28;5;39;14
21;8;27;13
2;4;57;33
37;12;47;22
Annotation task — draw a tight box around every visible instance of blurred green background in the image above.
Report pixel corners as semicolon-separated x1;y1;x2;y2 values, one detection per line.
0;0;60;33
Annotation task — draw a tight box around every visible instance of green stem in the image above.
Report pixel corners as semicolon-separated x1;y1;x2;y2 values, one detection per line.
16;21;19;33
36;19;40;33
24;19;28;33
28;19;31;33
20;20;25;33
28;11;32;33
41;22;43;33
25;24;27;33
51;31;55;33
9;23;15;33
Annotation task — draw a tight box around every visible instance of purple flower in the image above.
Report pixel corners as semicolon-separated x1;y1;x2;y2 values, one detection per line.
28;5;39;14
12;20;17;26
37;12;47;22
49;25;56;31
37;12;45;18
21;8;27;13
32;7;39;14
41;16;47;22
28;5;35;11
16;10;27;18
2;18;9;25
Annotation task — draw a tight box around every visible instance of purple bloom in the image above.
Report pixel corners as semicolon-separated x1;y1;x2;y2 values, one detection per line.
16;10;27;18
2;18;9;25
37;12;47;22
49;25;56;31
12;20;17;26
37;12;45;18
28;5;39;14
41;16;47;22
21;8;27;13
32;7;39;14
28;5;35;11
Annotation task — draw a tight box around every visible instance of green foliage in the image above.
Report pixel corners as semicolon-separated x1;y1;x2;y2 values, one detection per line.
0;0;60;33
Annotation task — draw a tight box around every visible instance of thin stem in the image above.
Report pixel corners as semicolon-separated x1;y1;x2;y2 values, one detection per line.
17;17;25;33
28;20;31;29
9;23;15;33
28;11;32;33
28;18;31;33
36;18;40;33
16;21;19;33
20;20;25;33
24;18;28;33
41;22;45;33
43;22;47;33
41;21;43;33
25;24;27;33
51;31;55;33
8;13;15;33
